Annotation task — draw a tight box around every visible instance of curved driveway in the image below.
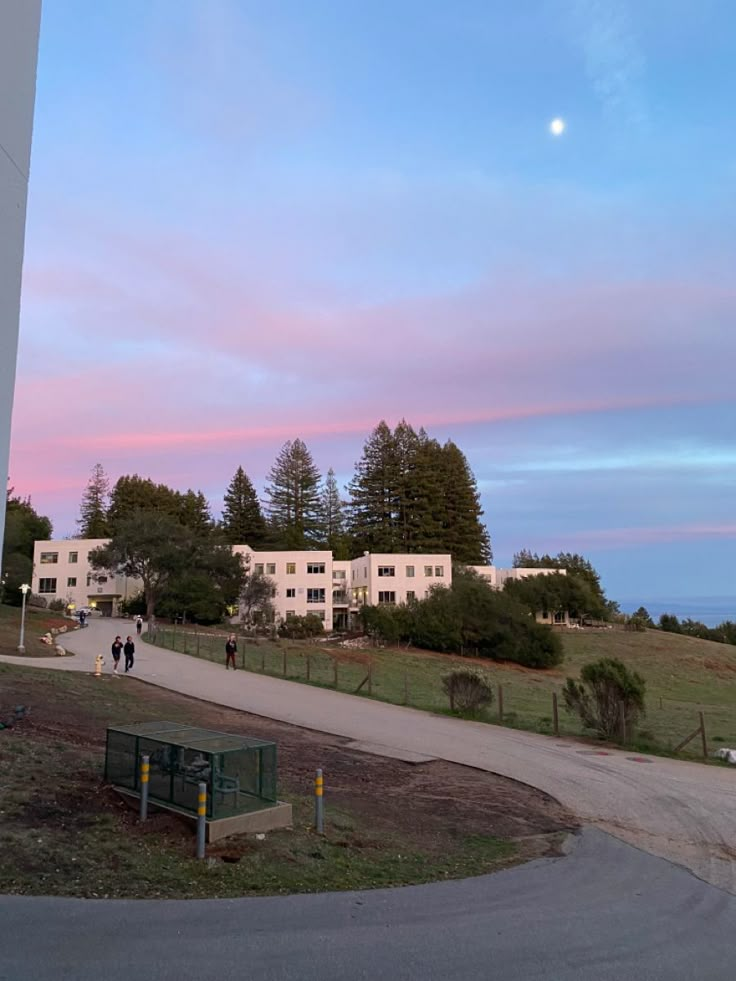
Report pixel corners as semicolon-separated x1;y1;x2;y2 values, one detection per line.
1;829;735;981
4;620;736;892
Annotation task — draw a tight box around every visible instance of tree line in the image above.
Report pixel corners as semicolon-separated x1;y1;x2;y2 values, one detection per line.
77;420;491;563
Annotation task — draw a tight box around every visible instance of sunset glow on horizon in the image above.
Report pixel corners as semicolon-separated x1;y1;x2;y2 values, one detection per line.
9;1;735;604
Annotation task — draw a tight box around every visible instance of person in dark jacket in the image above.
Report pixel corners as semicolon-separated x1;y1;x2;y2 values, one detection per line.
111;636;123;675
124;636;135;673
225;634;237;670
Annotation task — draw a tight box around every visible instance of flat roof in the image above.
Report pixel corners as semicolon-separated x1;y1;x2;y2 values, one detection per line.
108;721;274;752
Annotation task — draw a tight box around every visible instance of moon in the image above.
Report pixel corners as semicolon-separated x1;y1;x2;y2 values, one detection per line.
549;117;566;136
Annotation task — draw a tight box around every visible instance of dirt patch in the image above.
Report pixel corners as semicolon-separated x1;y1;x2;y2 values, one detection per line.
0;665;577;897
13;677;574;845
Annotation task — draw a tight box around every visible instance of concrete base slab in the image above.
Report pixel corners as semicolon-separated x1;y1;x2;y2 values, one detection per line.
345;740;436;764
114;788;293;842
206;802;293;842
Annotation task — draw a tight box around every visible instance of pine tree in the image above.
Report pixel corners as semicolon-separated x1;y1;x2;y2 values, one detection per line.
403;431;446;553
178;490;213;533
347;421;402;553
439;441;491;564
222;466;267;546
320;468;349;557
77;463;111;538
265;439;323;549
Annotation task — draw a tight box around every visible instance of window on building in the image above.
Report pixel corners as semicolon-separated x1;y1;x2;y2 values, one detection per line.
86;575;92;587
554;611;566;624
254;563;264;575
541;610;549;620
406;565;415;577
286;588;296;598
406;590;416;602
307;563;325;575
286;562;296;574
307;588;325;604
267;563;276;575
378;591;396;605
334;570;346;579
363;567;367;579
435;566;444;577
38;578;57;594
285;610;296;618
68;552;78;564
377;566;395;577
424;565;433;576
40;552;58;564
67;577;77;587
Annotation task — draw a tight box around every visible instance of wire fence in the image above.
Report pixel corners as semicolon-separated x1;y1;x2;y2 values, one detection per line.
145;624;722;759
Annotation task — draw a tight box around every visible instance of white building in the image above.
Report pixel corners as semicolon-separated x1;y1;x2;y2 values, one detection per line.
31;539;141;617
0;3;42;573
31;538;562;626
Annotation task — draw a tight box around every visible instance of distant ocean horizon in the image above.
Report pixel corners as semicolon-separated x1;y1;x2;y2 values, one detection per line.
618;597;735;627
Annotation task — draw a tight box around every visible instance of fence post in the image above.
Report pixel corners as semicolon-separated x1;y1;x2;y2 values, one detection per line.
172;622;177;649
497;684;504;724
367;660;372;696
283;649;287;678
241;635;245;670
314;768;324;834
552;692;559;736
333;659;338;689
197;782;207;859
139;754;150;822
700;711;708;759
306;653;311;682
403;670;409;706
260;648;265;672
196;628;200;657
183;630;188;655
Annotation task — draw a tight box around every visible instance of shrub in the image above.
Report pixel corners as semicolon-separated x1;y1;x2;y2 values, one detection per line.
442;668;494;715
27;594;47;609
278;614;324;640
358;569;563;669
563;657;646;741
48;599;66;612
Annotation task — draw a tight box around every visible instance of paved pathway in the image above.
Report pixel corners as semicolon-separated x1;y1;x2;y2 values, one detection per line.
1;829;735;981
3;620;736;891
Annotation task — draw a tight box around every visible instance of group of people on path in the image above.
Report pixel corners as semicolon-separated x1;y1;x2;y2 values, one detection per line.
111;635;135;675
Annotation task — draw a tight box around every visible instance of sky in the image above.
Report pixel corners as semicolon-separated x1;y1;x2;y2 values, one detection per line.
8;0;736;609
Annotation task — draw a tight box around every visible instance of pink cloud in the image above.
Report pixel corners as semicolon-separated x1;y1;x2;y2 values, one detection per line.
536;523;736;550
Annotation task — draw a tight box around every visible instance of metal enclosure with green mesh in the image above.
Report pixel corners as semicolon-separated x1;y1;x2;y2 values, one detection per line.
105;722;278;820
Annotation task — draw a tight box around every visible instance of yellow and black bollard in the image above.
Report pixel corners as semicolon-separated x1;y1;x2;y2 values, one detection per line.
94;654;104;678
196;782;207;859
314;768;324;834
139;754;150;822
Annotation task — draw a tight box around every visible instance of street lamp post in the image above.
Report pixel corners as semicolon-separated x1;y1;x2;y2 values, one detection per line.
17;582;30;653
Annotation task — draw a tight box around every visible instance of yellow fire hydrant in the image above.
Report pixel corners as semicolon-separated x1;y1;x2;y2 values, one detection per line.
94;654;104;678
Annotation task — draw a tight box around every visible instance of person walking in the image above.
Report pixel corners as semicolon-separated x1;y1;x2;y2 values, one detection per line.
135;615;143;636
225;634;237;670
124;636;135;673
79;610;87;628
111;636;123;675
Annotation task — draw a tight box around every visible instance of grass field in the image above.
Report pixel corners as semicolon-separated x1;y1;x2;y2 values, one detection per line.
0;604;75;657
149;623;736;757
0;662;573;898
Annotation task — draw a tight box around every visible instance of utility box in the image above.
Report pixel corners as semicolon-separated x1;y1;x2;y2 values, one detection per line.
105;721;291;839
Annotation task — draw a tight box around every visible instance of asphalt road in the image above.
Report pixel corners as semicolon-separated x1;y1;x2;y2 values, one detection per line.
0;830;733;981
5;619;735;891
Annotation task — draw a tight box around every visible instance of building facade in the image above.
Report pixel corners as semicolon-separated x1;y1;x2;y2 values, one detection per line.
31;539;562;626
